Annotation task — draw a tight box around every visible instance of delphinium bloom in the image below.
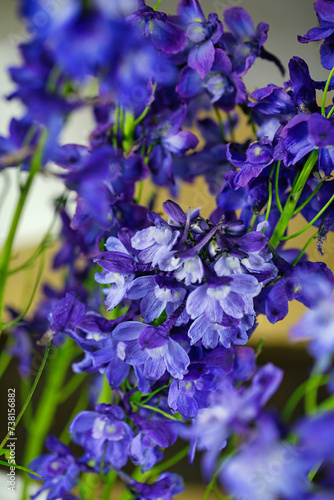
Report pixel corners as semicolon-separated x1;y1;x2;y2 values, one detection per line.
298;0;334;70
29;436;81;500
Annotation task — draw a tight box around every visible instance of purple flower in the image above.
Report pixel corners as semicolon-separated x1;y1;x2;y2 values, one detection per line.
291;297;334;371
131;213;180;266
226;138;274;189
177;49;247;112
127;275;187;323
265;261;333;324
298;0;334;69
112;319;190;381
221;7;284;76
220;421;311;500
187;363;283;479
29;436;80;500
94;237;136;311
122;471;184;499
177;0;224;79
69;404;133;469
129;4;187;54
130;417;177;472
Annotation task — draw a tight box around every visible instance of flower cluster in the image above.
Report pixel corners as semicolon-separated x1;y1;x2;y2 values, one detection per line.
2;1;334;499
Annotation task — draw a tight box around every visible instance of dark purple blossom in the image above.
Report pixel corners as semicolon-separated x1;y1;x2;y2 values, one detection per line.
221;7;284;76
298;0;334;69
69;403;133;469
29;436;80;500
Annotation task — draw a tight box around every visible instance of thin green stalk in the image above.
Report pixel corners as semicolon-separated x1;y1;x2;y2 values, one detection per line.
308;462;321;481
317;395;334;412
327;104;334;118
281;192;334;241
0;248;46;331
59;388;89;445
133;83;157;126
204;449;236;500
153;0;162;9
102;471;118;500
247;214;257;233
20;340;76;500
274;161;283;213
292;231;318;266
8;232;54;275
20;378;33;430
321;66;334;116
135;403;181;421
293;182;323;216
58;372;87;403
0;131;47;334
136;180;144;205
270;150;318;247
214;106;226;143
0;350;11;379
305;370;324;415
263;165;274;227
282;374;328;422
139;383;170;405
0;342;51;452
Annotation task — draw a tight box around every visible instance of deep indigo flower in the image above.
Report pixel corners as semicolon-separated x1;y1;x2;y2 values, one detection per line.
221;7;284;76
177;48;247;112
29;436;80;500
225;137;274;189
220;419;311;500
69;403;133;469
112;319;190;381
298;0;334;70
129;3;187;54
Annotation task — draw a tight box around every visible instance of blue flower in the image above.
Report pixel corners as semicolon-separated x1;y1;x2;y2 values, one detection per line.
112;319;190;381
298;0;334;70
69;404;133;469
29;436;80;500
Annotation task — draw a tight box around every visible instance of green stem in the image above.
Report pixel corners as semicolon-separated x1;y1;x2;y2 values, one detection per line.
321;66;334;116
292;231;318;266
282;374;328;422
263;165;274;228
0;350;11;379
58;372;87;403
135;403;181;421
247;214;257;233
327;103;334;118
133;84;157;126
59;387;89;445
20;378;33;430
293;182;323;216
204;449;236;500
269;150;318;247
136;180;144;205
0;343;51;452
20;340;76;500
274;161;283;213
305;370;322;415
0;131;47;334
281;192;334;241
102;471;118;500
0;247;46;331
153;0;162;9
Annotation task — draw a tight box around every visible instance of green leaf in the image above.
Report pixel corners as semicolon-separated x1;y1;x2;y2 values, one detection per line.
0;459;42;478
